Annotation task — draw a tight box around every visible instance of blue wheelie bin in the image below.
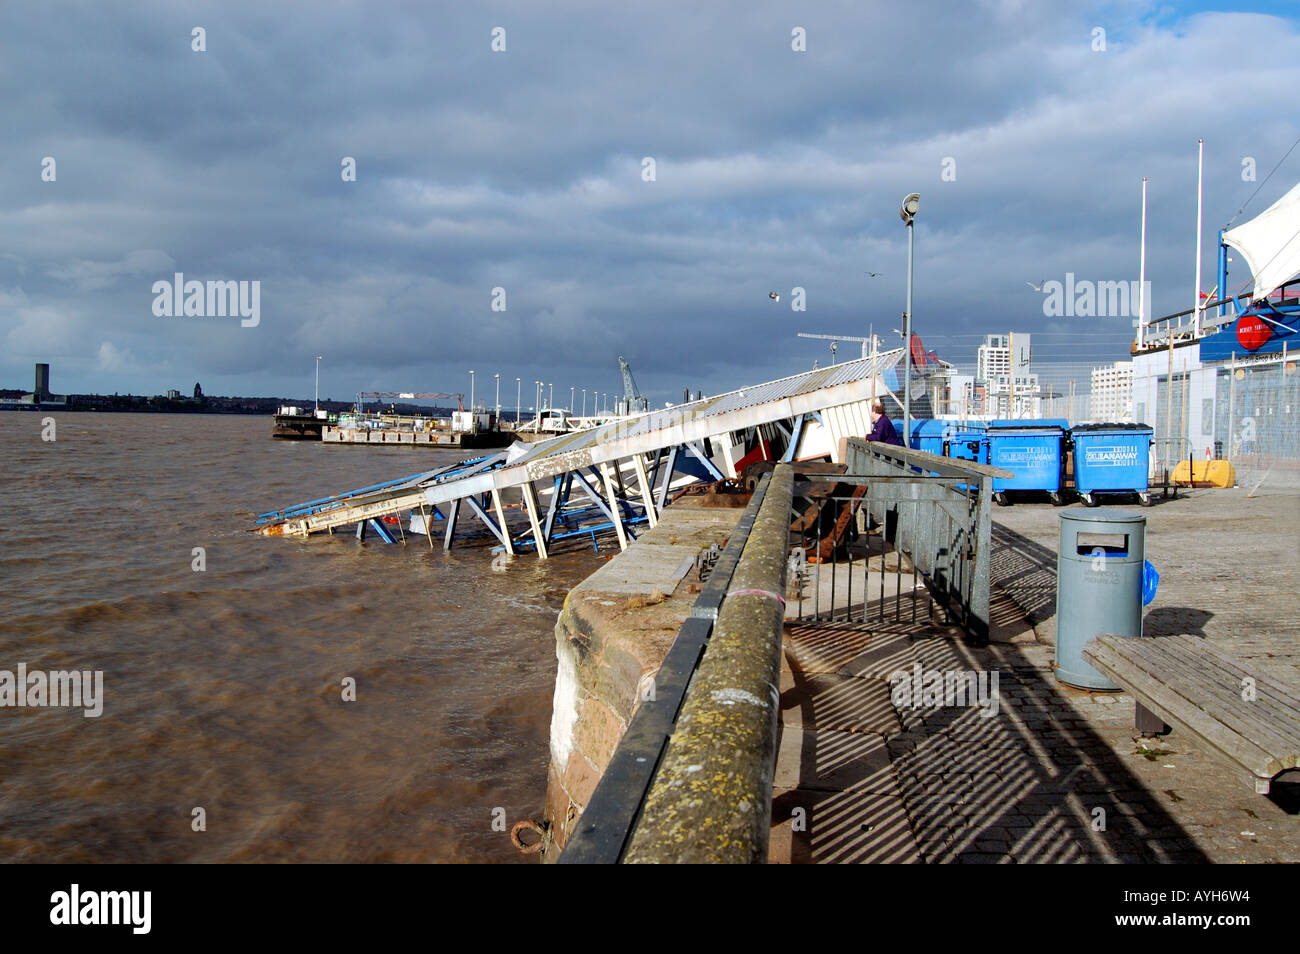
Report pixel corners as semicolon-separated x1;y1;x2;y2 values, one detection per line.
911;419;952;457
985;421;1067;505
986;418;1070;433
1070;423;1154;507
944;423;988;465
938;422;988;491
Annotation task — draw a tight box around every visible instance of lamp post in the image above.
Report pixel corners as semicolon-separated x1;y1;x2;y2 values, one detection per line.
548;383;554;409
570;386;575;413
899;193;920;448
535;381;542;418
515;377;521;423
582;388;587;417
469;370;476;411
494;373;500;419
314;355;322;413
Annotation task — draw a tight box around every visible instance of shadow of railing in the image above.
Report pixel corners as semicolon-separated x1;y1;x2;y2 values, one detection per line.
775;601;1212;863
988;523;1060;631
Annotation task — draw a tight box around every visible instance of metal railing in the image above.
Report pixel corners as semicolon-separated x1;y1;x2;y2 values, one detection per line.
1151;436;1192;476
790;479;947;629
790;440;1006;643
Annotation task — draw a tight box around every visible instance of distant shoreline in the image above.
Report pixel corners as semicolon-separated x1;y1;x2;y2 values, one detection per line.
0;398;509;418
0;397;355;416
0;404;280;415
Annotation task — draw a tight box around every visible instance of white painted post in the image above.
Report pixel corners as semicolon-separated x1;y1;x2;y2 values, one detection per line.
1228;352;1236;457
633;453;657;527
1009;330;1016;418
601;462;629;551
1138;177;1148;348
492;487;513;555
869;327;877;409
522;483;548;559
1193;139;1205;339
419;502;434;550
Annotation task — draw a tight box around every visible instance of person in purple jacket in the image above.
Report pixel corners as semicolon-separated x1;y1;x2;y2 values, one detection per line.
867;400;903;445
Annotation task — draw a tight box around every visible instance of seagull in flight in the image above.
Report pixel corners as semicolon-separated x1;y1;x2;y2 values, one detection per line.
768;291;781;302
866;271;883;278
1025;280;1046;292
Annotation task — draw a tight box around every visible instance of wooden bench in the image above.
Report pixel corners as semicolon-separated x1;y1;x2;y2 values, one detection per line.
1082;634;1300;795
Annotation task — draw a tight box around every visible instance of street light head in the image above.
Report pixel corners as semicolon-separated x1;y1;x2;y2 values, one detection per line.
899;192;920;223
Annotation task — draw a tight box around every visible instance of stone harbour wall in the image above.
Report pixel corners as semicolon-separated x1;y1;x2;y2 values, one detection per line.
543;504;741;857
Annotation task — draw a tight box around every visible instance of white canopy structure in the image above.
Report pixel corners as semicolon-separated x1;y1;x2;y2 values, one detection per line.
1223;179;1300;301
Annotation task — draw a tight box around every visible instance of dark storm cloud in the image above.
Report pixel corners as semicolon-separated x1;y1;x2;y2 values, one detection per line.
1;0;1297;406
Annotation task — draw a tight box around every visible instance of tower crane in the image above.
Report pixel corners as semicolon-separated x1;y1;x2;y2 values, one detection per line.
616;355;649;415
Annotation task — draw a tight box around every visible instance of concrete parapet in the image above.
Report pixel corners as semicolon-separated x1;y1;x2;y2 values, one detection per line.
544;504;741;856
624;464;793;863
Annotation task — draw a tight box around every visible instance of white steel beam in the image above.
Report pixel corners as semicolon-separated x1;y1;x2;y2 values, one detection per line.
522;482;548;559
601;461;629;551
633;453;657;527
491;488;513;556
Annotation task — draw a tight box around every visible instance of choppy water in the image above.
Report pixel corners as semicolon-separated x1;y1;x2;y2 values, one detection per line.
0;412;598;862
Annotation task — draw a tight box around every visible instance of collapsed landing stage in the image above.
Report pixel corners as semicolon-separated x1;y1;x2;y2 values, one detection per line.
252;354;905;558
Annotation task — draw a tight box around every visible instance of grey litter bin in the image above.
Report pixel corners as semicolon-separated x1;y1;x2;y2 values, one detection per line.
1055;509;1146;690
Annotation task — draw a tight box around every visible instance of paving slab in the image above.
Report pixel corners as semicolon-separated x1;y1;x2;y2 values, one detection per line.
570;509;734;595
773;724;894;794
779;671;901;735
769;788;922;864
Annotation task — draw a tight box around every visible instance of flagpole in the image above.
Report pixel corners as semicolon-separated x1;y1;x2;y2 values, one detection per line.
1138;177;1148;348
1193;138;1204;338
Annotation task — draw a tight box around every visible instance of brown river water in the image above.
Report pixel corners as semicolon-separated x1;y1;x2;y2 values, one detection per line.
0;412;600;862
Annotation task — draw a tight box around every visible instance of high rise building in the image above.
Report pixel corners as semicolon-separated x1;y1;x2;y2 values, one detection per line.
1090;361;1133;422
975;334;1040;418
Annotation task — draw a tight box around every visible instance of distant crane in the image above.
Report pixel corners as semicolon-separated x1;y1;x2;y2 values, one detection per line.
616;355;649;415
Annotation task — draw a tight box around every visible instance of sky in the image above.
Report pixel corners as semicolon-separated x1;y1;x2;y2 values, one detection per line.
2;0;1299;409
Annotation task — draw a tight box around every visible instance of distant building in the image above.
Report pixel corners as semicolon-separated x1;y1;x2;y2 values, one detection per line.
924;361;975;418
1090;361;1133;422
194;382;203;399
940;371;975;417
166;389;181;400
976;334;1040;418
19;362;66;406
